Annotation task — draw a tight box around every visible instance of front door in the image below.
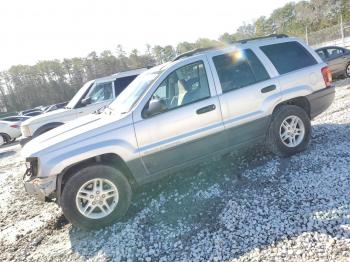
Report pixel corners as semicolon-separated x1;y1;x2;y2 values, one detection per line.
133;60;225;173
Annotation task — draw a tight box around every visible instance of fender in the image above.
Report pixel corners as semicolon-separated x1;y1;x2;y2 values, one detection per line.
264;84;314;115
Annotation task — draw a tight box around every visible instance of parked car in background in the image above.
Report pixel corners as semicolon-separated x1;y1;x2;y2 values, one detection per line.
22;35;334;229
315;46;350;78
23;111;43;117
20;68;147;146
0;116;30;143
44;101;69;113
0;135;4;147
19;108;43;116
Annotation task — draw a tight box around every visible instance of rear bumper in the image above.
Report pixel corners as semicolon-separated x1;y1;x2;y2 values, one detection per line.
23;168;56;202
19;136;33;147
307;87;335;119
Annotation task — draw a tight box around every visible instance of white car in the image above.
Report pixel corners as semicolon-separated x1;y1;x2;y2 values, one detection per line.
0;116;30;143
20;68;147;146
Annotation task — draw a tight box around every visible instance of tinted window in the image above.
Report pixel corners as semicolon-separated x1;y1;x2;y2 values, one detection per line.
326;48;344;59
114;75;138;97
260;41;317;74
2;117;19;122
147;61;210;115
213;49;270;93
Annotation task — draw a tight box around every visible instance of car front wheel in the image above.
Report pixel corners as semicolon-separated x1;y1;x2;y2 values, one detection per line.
60;164;132;230
346;63;350;78
267;105;311;157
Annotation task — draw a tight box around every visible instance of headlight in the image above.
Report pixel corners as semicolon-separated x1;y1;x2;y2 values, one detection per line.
21;125;31;137
25;157;39;177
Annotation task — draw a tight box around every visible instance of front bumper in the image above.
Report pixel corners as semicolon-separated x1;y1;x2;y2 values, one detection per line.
23;168;56;202
19;136;33;147
306;87;335;119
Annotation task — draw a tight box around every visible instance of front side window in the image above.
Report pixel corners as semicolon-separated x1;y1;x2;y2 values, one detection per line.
149;61;210;113
260;41;317;75
213;49;270;93
86;82;113;104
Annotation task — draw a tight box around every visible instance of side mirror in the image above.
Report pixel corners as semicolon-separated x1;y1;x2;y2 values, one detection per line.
81;97;91;106
144;99;166;117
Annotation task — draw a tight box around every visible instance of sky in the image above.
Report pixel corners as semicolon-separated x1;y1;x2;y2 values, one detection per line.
0;0;293;71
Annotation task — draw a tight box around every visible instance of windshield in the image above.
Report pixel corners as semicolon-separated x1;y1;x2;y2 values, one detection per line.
108;72;160;113
66;80;94;109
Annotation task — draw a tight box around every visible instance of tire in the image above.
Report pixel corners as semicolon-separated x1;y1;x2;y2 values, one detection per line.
61;164;132;230
267;105;311;157
345;63;350;78
1;133;11;144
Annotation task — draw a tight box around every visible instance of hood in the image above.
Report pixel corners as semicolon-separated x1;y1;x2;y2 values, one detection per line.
21;111;131;158
21;108;71;126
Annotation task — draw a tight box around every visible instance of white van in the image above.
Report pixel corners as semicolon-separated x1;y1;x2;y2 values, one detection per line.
20;68;147;146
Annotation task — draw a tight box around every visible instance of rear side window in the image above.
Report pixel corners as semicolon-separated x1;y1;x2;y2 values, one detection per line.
213;49;270;93
114;75;138;97
260;41;317;75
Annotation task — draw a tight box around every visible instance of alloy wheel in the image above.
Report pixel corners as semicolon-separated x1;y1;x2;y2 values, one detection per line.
279;115;305;148
75;178;119;219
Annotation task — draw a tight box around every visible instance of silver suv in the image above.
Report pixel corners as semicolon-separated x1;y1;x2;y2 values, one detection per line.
22;35;335;229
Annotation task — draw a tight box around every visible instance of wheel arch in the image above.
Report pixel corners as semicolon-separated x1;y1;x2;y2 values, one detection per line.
56;153;136;205
272;96;311;119
33;122;64;137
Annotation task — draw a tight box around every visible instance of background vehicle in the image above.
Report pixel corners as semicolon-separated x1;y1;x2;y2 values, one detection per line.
23;111;42;117
44;102;69;113
19;108;43;116
0;116;30;143
23;35;334;229
315;46;350;78
20;68;147;145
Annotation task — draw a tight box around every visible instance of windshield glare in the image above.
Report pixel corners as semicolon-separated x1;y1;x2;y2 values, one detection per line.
108;72;160;113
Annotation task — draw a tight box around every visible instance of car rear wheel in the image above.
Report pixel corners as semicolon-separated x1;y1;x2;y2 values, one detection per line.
0;133;11;144
61;164;132;230
267;105;311;157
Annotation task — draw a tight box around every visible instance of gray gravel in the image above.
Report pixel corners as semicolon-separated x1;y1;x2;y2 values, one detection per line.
0;79;350;261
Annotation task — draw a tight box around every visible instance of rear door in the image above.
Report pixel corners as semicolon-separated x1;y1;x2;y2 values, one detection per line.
207;47;280;146
133;57;225;173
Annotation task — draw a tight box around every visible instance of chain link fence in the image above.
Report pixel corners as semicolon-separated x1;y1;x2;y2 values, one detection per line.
307;22;350;48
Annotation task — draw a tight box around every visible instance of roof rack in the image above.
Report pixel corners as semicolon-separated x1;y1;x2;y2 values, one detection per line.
173;47;217;61
172;34;289;62
236;34;289;44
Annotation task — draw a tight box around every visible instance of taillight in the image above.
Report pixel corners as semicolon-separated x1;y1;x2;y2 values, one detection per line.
10;125;19;129
321;66;332;87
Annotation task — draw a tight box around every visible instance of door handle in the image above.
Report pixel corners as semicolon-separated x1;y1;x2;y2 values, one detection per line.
261;85;276;93
196;104;216;114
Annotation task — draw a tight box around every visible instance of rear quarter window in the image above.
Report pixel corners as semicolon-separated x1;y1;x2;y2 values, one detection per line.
260;41;317;75
114;75;138;97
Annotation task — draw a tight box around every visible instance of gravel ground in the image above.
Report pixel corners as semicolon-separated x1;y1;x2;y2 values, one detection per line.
1;79;350;261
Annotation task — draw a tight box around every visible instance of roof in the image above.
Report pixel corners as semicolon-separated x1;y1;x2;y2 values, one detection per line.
173;34;291;61
95;68;149;82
